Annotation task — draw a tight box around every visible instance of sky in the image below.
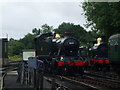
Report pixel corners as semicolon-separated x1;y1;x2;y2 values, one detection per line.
0;0;88;40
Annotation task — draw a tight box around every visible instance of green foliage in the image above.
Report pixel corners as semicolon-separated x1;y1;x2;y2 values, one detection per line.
8;39;25;56
8;24;53;56
9;56;22;61
8;33;36;56
41;24;53;33
54;22;93;45
32;24;53;34
19;33;36;49
32;28;41;35
55;22;74;34
82;2;120;38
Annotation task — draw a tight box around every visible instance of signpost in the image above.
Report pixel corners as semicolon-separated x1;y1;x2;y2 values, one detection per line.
21;49;36;84
22;49;36;61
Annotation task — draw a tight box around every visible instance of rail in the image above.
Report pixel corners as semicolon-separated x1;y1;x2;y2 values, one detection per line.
57;75;98;90
43;76;71;90
42;73;98;90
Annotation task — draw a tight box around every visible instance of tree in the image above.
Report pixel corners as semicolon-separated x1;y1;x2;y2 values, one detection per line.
8;39;25;56
32;28;41;35
82;2;120;38
8;24;54;56
41;24;53;34
19;33;36;49
54;22;89;45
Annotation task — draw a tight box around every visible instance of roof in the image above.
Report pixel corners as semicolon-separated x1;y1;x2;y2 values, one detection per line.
0;38;8;41
34;32;53;40
109;34;120;39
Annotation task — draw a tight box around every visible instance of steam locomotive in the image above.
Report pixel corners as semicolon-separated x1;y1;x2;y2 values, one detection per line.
34;32;84;75
84;37;110;71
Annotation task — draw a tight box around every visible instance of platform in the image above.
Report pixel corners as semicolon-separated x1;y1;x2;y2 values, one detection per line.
4;70;32;90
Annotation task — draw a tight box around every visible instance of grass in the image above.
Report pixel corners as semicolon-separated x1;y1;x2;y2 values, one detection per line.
9;56;22;61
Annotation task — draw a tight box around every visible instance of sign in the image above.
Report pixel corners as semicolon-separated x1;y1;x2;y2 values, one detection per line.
23;49;35;61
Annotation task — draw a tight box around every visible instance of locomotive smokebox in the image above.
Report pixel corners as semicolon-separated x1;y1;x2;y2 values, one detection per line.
61;37;79;56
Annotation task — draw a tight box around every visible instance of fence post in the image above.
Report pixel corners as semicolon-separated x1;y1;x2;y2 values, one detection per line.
28;68;30;85
51;78;55;90
33;69;36;89
40;73;43;90
17;63;21;83
36;72;40;90
21;62;24;84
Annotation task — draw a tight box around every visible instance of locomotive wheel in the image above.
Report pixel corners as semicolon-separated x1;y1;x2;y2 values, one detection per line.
79;67;84;76
102;65;110;73
50;65;58;75
53;68;58;75
61;67;68;76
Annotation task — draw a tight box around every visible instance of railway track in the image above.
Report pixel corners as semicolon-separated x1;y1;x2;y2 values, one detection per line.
84;70;120;80
44;73;99;90
58;75;98;90
56;75;120;90
1;67;18;90
84;70;120;82
43;76;71;90
82;71;120;89
0;61;21;90
48;70;120;90
84;75;120;89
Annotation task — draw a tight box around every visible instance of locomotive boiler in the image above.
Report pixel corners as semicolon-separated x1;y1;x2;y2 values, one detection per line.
34;32;84;75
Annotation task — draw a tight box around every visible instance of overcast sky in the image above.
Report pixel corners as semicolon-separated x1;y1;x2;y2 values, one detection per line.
0;1;89;40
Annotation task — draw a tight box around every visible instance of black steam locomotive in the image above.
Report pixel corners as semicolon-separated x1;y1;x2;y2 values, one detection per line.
34;32;84;75
85;37;110;71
